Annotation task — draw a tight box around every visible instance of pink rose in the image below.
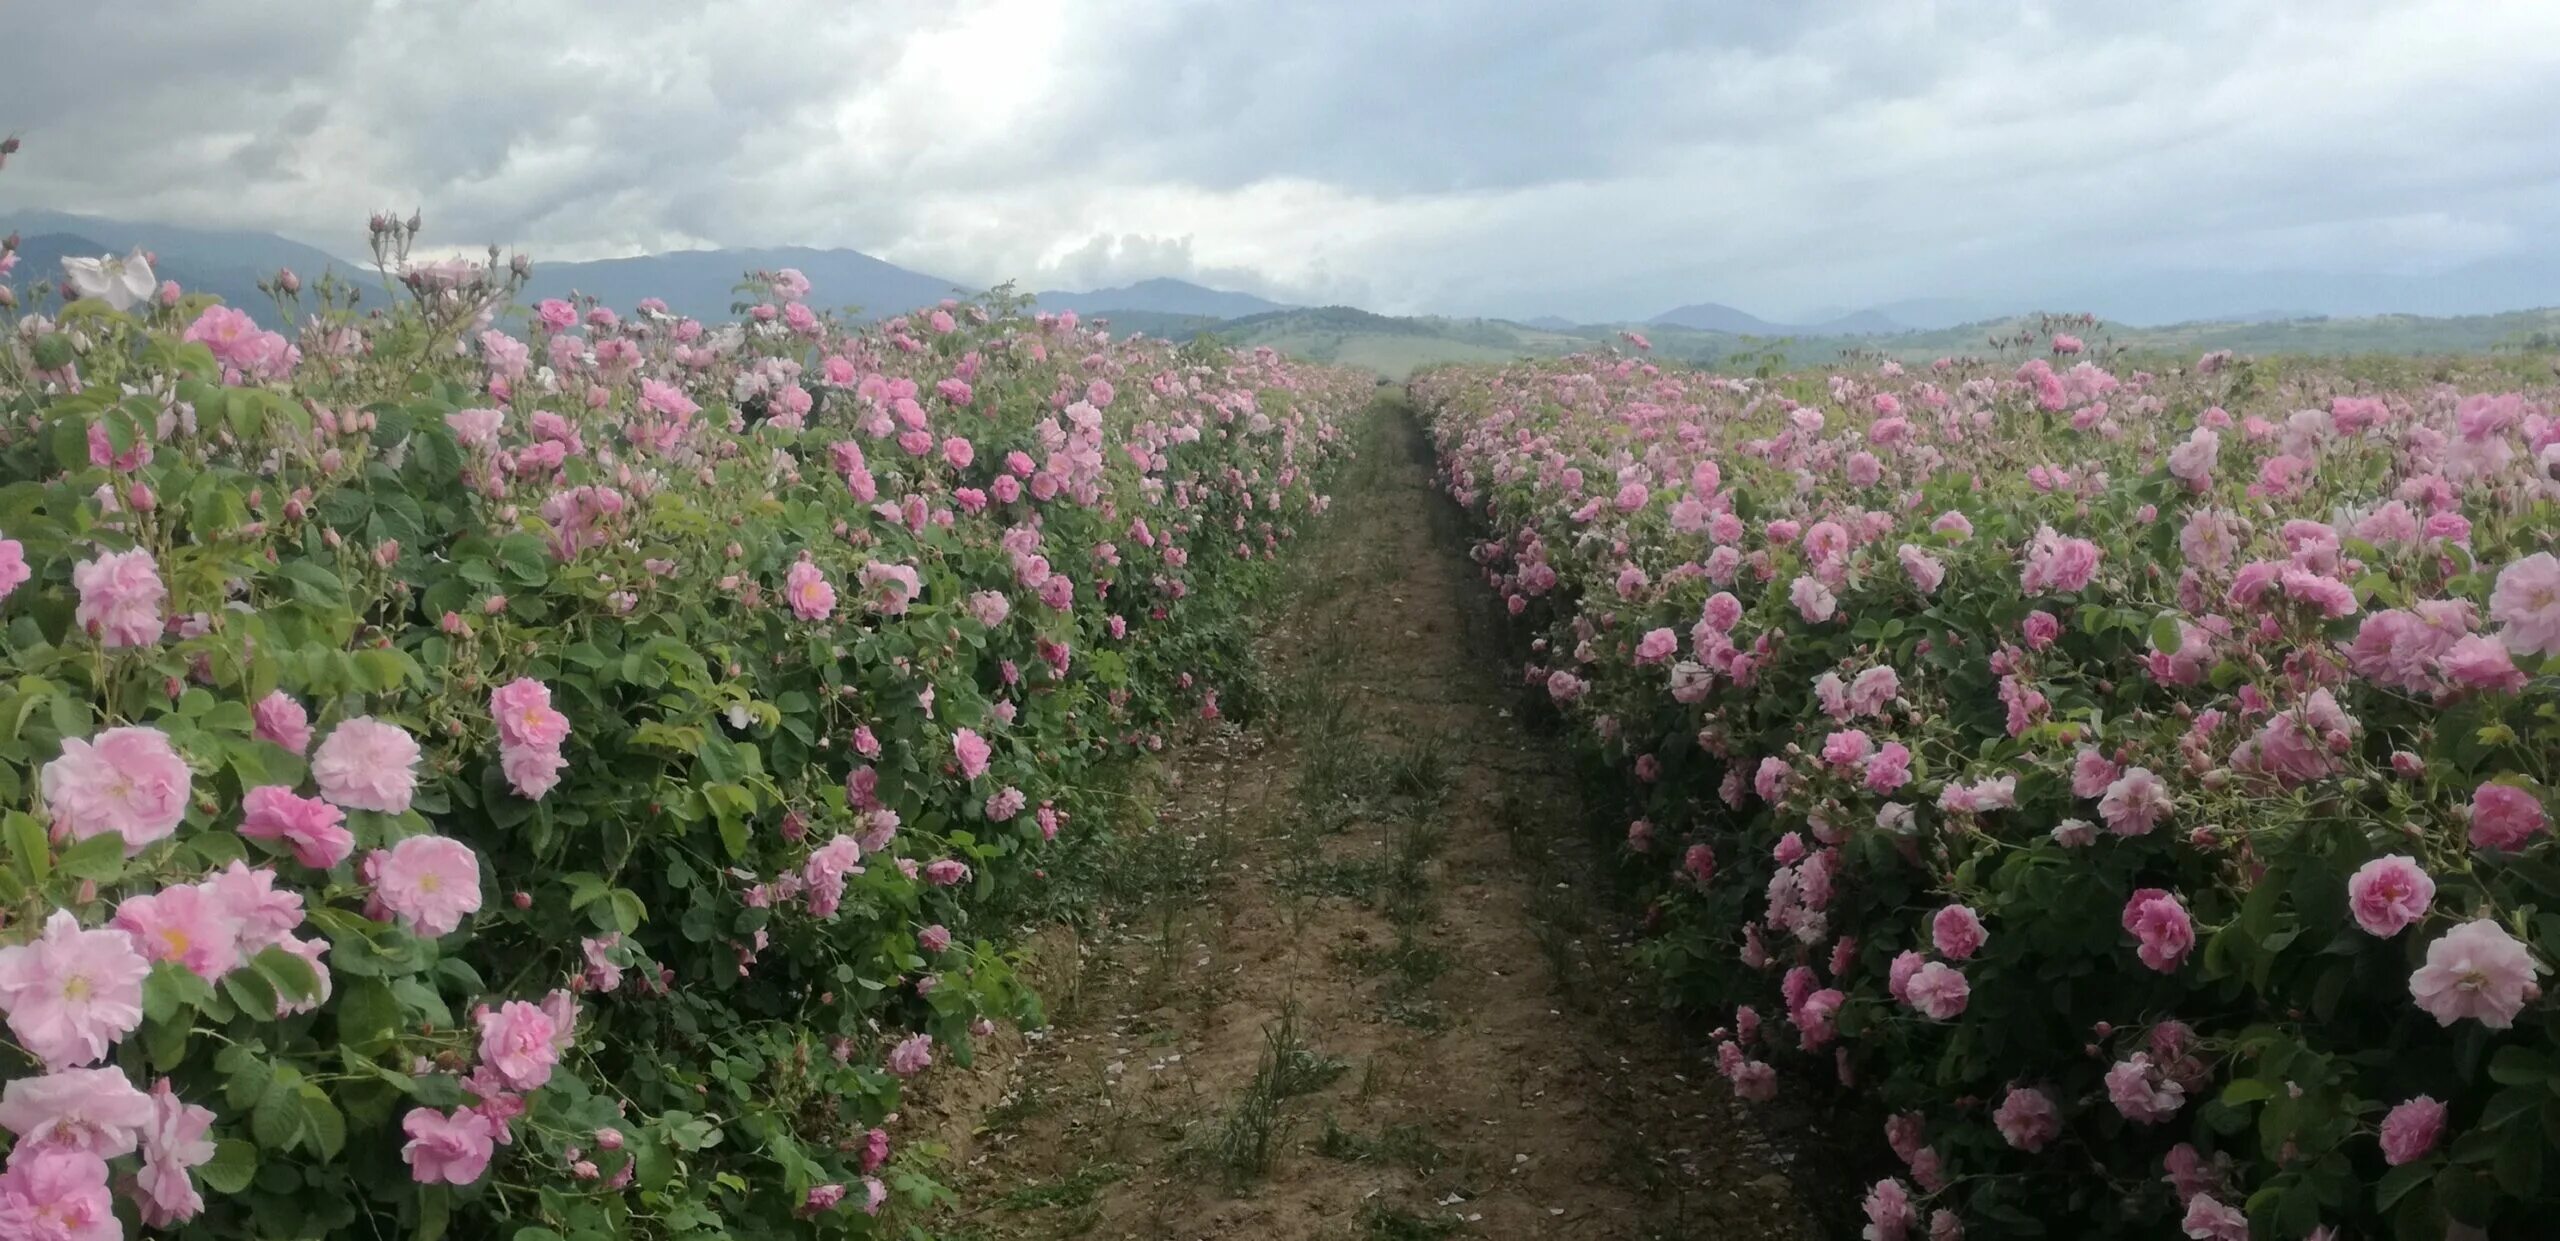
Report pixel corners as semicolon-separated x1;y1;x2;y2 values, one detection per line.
71;548;165;647
2379;1095;2446;1166
2345;855;2433;937
1993;1086;2059;1152
311;716;422;814
401;1106;500;1185
371;835;483;938
1930;905;1988;960
952;728;992;780
2121;888;2195;973
477;1000;561;1091
2409;919;2541;1028
252;691;313;754
1904;962;1969;1020
40;726;192;855
238;786;354;869
2469;782;2548;851
0;911;151;1069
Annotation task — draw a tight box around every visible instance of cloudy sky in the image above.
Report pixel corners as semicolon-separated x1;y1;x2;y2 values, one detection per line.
6;0;2560;322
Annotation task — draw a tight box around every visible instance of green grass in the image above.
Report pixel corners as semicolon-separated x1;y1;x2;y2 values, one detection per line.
995;1162;1129;1211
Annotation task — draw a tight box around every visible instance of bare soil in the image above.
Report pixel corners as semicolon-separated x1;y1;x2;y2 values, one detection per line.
929;402;1818;1241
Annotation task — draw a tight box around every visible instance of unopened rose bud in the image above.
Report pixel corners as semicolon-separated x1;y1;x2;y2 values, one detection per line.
512;891;532;909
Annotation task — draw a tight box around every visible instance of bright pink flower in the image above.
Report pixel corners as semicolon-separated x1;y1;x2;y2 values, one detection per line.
0;536;29;601
253;691;312;754
2409;919;2541;1028
201;861;302;953
2346;855;2434;937
1862;1178;1915;1241
1821;729;1872;767
953;728;992;780
0;911;149;1069
478;1000;561;1091
1931;906;1987;960
311;716;422;814
0;1145;117;1240
372;835;483;938
70;548;164;647
112;884;242;981
239;786;353;869
1634;627;1677;664
1993;1086;2059;1152
0;1066;154;1157
2020;526;2100;594
2489;552;2560;657
489;678;570;749
40;726;191;855
1904;962;1969;1020
2070;747;2121;798
2121;889;2195;972
2469;782;2548;850
1887;950;1925;1003
402;1107;499;1185
786;560;837;621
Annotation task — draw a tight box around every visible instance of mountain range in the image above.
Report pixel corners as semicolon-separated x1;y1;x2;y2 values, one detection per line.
5;207;2558;362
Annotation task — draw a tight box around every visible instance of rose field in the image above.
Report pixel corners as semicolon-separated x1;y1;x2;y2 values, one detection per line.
1412;339;2560;1239
11;221;2560;1241
0;213;1370;1240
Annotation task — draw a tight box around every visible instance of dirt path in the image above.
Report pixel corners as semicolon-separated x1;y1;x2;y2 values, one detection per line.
931;399;1817;1241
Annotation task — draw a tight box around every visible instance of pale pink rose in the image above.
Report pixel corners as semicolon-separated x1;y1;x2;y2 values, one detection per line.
113;884;243;980
0;910;150;1069
0;1065;155;1157
2469;782;2548;851
2409;919;2542;1028
401;1106;500;1185
886;1033;933;1077
200;860;303;953
2440;634;2527;693
477;1000;561;1091
371;835;483;938
1993;1086;2059;1152
40;725;192;854
2097;767;2174;836
1904;962;1969;1020
0;1143;118;1236
2345;855;2434;937
2122;888;2195;973
2181;1193;2247;1241
2379;1095;2446;1166
1789;575;1837;623
238;786;354;869
1930;906;1988;960
2104;1053;2184;1123
489;678;570;749
253;691;313;754
1862;1178;1915;1241
311;716;422;813
786;560;837;621
135;1077;217;1227
70;547;165;647
500;743;567;800
952;728;992;780
0;536;30;601
2489;552;2560;657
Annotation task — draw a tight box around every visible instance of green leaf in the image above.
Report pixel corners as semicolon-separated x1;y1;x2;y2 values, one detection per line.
2490;1045;2552;1087
298;1085;347;1160
198;1139;258;1194
252;943;323;1003
416;1185;450;1241
5;811;50;883
252;1078;305;1151
55;832;128;882
337;977;402;1053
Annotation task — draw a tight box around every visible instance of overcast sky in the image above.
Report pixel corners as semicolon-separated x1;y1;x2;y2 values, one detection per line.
6;0;2559;322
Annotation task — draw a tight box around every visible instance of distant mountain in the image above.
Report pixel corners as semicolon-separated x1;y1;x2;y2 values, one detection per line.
0;207;357;316
523;247;975;323
1521;315;1579;330
1650;300;1905;337
1032;277;1288;319
1649;301;1787;335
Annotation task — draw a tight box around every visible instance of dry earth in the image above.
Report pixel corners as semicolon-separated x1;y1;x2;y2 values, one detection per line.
927;399;1819;1241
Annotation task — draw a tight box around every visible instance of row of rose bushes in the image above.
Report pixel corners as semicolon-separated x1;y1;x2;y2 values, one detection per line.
1414;340;2560;1239
0;219;1363;1238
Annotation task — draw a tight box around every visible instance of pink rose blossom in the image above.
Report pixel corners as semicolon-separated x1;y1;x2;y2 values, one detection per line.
2409;918;2541;1028
113;884;243;981
311;716;422;814
489;678;570;749
2097;767;2173;836
1930;906;1988;960
40;726;191;855
70;548;165;647
2379;1095;2446;1166
953;728;992;780
401;1106;500;1185
1904;962;1970;1020
238;786;354;869
2489;552;2560;656
0;1066;155;1157
371;835;483;938
0;1143;118;1238
477;1000;561;1091
2346;855;2434;937
0;910;150;1069
887;1033;934;1076
2122;889;2195;972
253;691;313;753
2469;782;2548;850
1993;1086;2059;1152
786;560;837;621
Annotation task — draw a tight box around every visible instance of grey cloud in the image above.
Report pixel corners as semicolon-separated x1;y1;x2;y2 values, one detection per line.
4;0;2559;323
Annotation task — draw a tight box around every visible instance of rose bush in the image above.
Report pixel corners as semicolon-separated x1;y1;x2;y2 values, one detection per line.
0;215;1361;1238
1416;338;2560;1239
